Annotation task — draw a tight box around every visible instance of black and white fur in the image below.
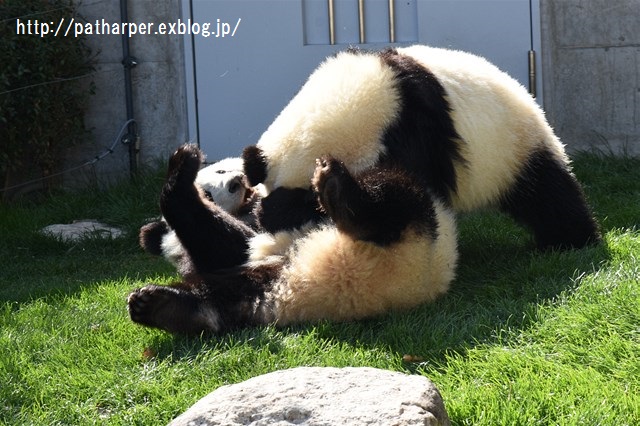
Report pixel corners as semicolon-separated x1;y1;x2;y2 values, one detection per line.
128;144;457;334
243;45;600;249
139;157;262;274
127;44;600;335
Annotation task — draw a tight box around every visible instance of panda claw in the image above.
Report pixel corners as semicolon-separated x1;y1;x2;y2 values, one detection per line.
127;286;153;321
315;156;331;171
312;156;338;211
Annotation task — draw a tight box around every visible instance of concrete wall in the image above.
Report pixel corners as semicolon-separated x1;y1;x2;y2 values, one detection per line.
65;0;188;187
541;0;640;155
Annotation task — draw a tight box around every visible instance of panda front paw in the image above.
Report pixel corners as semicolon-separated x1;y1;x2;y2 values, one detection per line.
312;155;352;219
167;144;204;187
161;144;206;222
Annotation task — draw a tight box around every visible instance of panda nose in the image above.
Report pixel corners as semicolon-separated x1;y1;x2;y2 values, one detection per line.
228;176;243;194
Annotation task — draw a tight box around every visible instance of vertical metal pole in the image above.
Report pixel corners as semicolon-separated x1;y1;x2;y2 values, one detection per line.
358;0;365;44
189;0;201;146
328;0;335;45
388;0;395;43
120;0;139;178
528;50;537;98
527;0;537;98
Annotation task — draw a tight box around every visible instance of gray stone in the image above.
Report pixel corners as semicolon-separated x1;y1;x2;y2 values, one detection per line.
169;367;450;426
41;220;123;242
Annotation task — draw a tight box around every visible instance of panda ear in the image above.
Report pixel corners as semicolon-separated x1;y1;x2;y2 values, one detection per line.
242;145;268;186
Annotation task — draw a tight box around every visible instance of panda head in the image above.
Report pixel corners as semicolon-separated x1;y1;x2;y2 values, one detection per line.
196;157;259;216
242;49;401;193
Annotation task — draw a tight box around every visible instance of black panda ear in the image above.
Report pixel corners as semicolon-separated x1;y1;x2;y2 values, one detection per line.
242;145;268;186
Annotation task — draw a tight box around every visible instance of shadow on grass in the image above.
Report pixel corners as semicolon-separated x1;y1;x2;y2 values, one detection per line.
320;227;610;366
0;232;175;304
0;165;168;303
7;153;629;370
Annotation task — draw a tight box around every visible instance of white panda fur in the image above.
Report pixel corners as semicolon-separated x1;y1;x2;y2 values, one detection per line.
128;144;457;334
256;52;399;191
243;196;456;325
244;45;599;250
400;46;566;211
255;45;559;207
265;203;457;324
195;157;266;217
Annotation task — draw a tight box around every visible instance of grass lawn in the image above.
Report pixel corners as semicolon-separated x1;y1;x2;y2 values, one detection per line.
1;154;638;425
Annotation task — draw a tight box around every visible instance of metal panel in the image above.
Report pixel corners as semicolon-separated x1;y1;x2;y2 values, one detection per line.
183;0;542;160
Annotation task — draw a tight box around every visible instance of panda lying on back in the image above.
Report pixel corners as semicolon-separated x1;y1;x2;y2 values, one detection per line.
128;144;457;334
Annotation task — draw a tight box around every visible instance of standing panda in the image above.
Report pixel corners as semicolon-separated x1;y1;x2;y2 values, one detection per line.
243;45;600;249
128;144;457;334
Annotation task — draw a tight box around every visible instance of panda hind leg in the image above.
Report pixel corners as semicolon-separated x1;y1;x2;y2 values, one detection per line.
128;262;281;334
500;149;601;250
312;156;437;245
128;283;221;335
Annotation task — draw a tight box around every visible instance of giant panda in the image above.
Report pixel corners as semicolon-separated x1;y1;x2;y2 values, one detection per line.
127;144;457;334
242;45;600;249
139;157;263;274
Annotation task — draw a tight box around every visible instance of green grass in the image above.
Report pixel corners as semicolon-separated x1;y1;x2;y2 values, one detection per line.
1;153;638;425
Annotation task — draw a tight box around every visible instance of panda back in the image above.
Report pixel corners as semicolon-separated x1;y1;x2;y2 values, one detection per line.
397;45;568;211
256;51;402;191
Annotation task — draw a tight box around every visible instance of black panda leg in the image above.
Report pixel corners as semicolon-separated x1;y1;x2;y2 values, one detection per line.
128;262;281;335
500;149;600;250
128;283;221;335
312;156;438;245
161;145;255;274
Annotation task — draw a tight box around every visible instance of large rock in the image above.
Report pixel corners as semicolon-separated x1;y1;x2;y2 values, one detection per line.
169;367;450;426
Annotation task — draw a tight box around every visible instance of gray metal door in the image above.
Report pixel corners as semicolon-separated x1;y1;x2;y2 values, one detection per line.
183;0;541;161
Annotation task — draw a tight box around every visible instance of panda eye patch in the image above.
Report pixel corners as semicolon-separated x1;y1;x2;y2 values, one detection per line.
204;190;214;201
215;170;225;174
